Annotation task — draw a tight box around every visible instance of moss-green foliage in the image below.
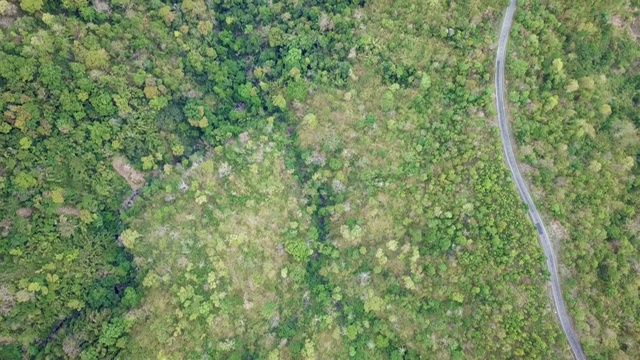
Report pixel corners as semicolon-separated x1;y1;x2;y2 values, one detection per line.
508;2;640;358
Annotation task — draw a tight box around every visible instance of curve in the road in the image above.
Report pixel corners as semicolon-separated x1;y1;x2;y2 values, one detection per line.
494;1;586;359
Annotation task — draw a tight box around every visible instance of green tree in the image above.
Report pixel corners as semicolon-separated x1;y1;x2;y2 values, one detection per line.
20;0;43;13
120;229;140;249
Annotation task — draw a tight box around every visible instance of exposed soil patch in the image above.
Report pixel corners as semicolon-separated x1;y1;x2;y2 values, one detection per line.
56;207;82;217
632;18;640;39
550;219;569;241
16;208;33;218
112;157;146;191
610;15;640;41
611;15;625;28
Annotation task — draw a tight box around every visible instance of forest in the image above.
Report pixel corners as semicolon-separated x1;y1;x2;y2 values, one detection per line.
0;0;637;359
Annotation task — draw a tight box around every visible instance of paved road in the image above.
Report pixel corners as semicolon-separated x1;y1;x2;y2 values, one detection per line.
494;1;586;359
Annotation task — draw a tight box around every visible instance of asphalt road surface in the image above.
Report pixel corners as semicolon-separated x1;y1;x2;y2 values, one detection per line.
494;1;586;359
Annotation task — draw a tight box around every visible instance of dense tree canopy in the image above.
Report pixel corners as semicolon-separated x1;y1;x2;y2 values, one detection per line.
1;0;637;358
1;0;360;357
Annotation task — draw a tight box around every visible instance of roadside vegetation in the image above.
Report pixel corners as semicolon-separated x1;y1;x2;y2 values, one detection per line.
507;1;640;358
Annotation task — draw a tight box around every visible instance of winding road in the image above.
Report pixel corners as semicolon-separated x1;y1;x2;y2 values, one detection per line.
494;1;586;359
